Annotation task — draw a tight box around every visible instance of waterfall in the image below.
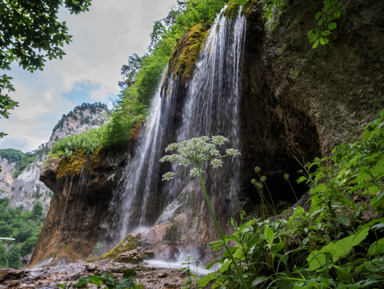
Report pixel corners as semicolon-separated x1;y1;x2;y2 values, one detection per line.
107;8;246;247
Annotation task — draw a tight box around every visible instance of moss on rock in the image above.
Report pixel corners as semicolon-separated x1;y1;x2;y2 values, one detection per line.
56;149;88;180
168;23;209;82
223;0;241;18
100;234;141;260
224;0;258;18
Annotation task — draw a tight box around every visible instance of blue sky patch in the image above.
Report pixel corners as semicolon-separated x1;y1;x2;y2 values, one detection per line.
62;81;101;105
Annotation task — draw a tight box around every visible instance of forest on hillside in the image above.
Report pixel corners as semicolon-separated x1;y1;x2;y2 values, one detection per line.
0;199;44;269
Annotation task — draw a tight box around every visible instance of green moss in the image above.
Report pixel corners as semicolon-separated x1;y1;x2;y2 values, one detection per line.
100;234;141;260
243;0;258;17
224;0;258;18
169;23;208;80
223;0;241;18
56;149;88;180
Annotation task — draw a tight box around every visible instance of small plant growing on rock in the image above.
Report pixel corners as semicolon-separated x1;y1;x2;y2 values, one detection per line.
57;268;143;289
181;255;199;289
160;136;248;288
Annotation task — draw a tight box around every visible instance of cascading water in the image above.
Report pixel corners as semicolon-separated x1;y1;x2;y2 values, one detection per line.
165;8;246;226
107;7;247;252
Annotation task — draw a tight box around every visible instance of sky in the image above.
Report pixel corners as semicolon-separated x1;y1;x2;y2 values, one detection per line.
0;0;179;152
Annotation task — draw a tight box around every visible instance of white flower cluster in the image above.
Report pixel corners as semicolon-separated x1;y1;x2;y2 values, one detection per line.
160;136;240;181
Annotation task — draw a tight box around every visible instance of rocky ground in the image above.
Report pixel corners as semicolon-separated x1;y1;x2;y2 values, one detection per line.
0;259;207;289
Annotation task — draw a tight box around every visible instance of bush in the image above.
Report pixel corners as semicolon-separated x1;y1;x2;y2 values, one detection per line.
199;111;384;288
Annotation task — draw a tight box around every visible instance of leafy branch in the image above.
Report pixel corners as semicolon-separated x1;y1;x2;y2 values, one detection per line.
308;0;349;48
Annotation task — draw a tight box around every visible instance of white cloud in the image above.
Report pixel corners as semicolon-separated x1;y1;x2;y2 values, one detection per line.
0;0;178;152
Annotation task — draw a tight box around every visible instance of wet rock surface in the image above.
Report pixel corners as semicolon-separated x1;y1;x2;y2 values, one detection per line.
0;259;204;289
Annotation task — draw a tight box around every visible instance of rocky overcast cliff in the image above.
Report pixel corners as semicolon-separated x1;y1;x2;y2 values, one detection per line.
30;0;384;268
0;0;383;287
0;103;110;213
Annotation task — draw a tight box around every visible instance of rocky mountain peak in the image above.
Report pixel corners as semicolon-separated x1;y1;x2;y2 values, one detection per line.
0;102;111;213
47;102;110;148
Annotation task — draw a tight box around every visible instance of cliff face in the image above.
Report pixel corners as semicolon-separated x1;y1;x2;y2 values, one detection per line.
0;103;110;213
239;0;384;202
0;158;16;199
32;0;384;266
28;146;129;267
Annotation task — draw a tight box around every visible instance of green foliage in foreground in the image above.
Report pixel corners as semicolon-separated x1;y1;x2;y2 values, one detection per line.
0;199;44;269
198;112;384;288
56;268;143;289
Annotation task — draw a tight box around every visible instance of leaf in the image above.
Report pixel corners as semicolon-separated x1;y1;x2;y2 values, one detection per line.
331;265;351;283
197;272;218;287
335;215;350;226
368;238;384;257
206;260;219;270
264;226;274;246
372;222;384;230
294;205;305;215
371;156;384;177
252;276;269;286
307;250;327;271
310;183;328;194
315;12;323;20
321;30;331;36
307;30;319;43
307;227;370;270
328;22;337;30
271;241;285;256
323;227;370;262
319;37;329;45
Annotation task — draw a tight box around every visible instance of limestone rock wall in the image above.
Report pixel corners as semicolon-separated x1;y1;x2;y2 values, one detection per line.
28;147;129;267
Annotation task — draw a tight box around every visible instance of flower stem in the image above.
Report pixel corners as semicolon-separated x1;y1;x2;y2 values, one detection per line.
197;166;249;289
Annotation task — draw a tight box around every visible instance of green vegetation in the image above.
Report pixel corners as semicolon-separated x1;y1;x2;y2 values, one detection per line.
0;0;92;137
308;0;348;48
50;127;106;157
57;268;144;289
0;149;36;177
0;199;44;269
196;112;384;288
181;256;200;289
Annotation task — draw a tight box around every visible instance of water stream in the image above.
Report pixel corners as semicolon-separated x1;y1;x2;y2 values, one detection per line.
106;7;247;256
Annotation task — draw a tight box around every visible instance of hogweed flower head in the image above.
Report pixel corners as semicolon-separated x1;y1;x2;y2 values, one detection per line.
260;175;267;182
160;136;240;181
160;136;248;289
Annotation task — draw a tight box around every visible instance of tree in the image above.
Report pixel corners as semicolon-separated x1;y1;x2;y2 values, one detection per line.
118;54;147;88
0;0;92;136
7;245;21;269
0;243;8;268
32;202;43;220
